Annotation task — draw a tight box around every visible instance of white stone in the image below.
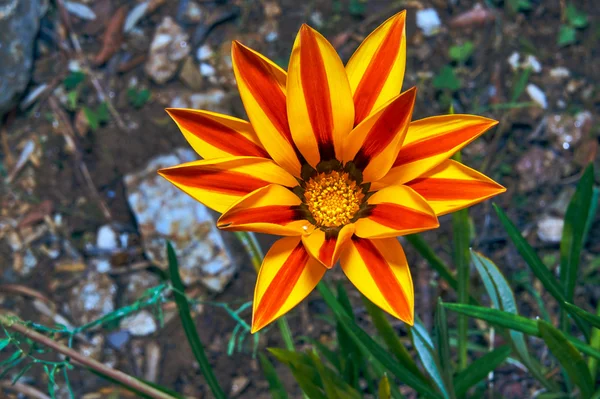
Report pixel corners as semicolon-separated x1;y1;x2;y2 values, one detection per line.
200;63;216;77
196;44;213;61
145;17;190;84
537;216;564;243
120;311;157;336
550;67;570;79
526;84;547;109
416;9;442;36
124;149;235;291
97;225;118;250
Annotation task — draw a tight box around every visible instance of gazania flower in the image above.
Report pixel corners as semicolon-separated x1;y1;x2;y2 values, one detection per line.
159;11;505;333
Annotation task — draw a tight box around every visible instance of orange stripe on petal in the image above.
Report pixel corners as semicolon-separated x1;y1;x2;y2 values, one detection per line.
158;157;298;213
375;115;498;188
349;12;407;124
341;237;413;324
354;185;438;239
302;224;354;268
231;41;302;176
217;184;312;236
252;237;326;332
287;25;354;167
345;88;416;182
166;108;269;159
406;160;506;216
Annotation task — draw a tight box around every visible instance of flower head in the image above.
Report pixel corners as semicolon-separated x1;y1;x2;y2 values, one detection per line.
159;11;505;333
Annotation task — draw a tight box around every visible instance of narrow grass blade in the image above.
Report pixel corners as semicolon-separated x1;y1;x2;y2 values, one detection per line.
444;303;600;360
494;204;589;338
511;67;532;102
538;320;594;398
406;235;458;291
471;251;553;390
453;345;511;397
258;353;288;399
167;242;226;399
379;374;391;399
564;302;600;329
588;305;600;380
412;320;452;399
435;299;455;398
363;296;428;383
317;282;443;399
560;165;595;332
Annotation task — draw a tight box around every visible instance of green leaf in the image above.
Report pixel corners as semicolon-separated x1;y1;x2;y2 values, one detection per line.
494;204;589;337
453;345;512;397
433;65;461;91
412;320;452;399
435;299;455;398
348;0;366;16
471;250;554;390
511;67;532;102
583;187;599;244
566;4;588;28
317;282;443;399
97;102;109;123
449;41;474;63
379;374;391;399
363;296;427;382
83;107;99;131
538;320;594;398
167;242;226;399
564;302;600;330
588;305;600;380
67;90;79;110
258;353;288;399
558;25;577;46
63;71;86;90
0;339;10;351
508;0;532;11
444;303;600;361
560;164;594;331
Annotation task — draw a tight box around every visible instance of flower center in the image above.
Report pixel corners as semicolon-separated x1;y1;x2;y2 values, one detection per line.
304;170;364;228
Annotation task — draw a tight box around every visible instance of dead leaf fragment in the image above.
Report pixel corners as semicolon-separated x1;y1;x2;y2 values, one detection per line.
94;6;127;65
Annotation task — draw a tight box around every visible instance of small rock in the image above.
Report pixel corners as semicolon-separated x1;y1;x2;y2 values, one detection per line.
537;216;564;243
196;44;213;61
416;8;441;37
145;16;190;84
546;111;592;150
550;67;570;80
97;225;119;251
526;84;547;109
230;376;250;397
107;330;131;350
310;11;324;28
516;147;559;192
507;52;520;71
123;271;160;303
119;311;157;336
200;63;215;77
124;149;235;291
0;0;44;116
263;1;281;18
179;56;203;90
508;53;541;73
69;272;117;325
182;0;202;23
169;89;227;113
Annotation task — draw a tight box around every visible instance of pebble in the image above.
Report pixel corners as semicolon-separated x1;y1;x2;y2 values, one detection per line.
124;149;235;291
119;311;157;336
196;44;213;61
550;67;570;79
107;330;131;350
145;17;190;84
69;272;117;325
200;63;216;77
97;225;119;251
170;89;227;112
416;9;442;37
526;84;547;109
516;147;559;192
230;376;250;397
546;111;591;150
537;216;564;243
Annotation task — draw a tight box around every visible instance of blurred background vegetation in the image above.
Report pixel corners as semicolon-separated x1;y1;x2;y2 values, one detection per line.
0;0;598;398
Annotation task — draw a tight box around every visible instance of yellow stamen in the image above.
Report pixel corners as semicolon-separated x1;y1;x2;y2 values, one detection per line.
304;170;364;227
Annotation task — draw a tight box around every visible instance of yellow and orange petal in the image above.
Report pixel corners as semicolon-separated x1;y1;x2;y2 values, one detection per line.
354;185;439;239
302;224;355;269
374;114;498;189
406;160;506;216
343;87;416;182
217;184;314;236
166;108;269;159
157;157;297;213
346;11;407;125
252;237;326;333
231;41;302;177
341;237;414;324
287;24;354;167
